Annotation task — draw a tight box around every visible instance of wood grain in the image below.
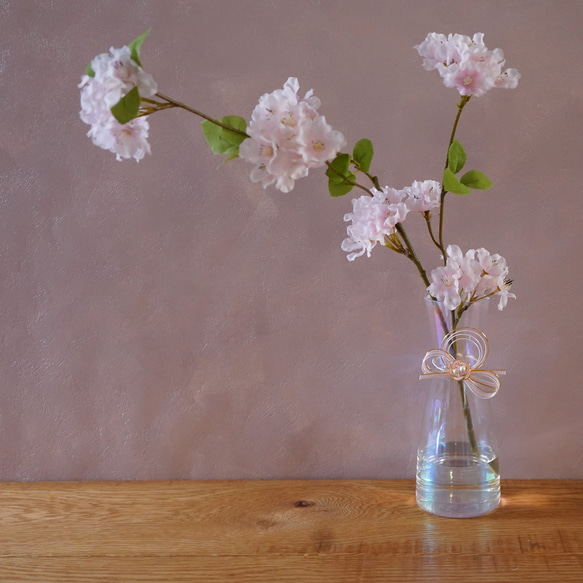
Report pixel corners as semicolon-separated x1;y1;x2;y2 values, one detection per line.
0;480;581;582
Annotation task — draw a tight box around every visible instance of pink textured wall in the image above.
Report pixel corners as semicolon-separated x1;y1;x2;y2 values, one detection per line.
0;0;581;480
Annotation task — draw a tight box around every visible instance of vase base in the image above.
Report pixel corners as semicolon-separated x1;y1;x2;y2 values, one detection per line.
416;443;500;518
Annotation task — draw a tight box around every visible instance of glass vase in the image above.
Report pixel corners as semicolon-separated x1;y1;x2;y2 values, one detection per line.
415;297;500;518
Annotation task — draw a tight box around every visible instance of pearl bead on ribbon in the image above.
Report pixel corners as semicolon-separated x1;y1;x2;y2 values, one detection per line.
419;327;505;399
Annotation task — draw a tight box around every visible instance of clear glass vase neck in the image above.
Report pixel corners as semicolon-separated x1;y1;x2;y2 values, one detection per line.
424;296;491;347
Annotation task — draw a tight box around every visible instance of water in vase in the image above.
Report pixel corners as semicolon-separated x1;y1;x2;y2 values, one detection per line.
416;441;500;518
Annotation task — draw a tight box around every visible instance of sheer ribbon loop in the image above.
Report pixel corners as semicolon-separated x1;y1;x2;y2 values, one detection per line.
419;327;505;399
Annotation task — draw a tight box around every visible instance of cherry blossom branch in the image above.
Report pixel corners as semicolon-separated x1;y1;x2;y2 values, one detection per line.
395;223;431;288
446;306;486;463
446;96;471;166
437;95;471;261
458;379;480;452
365;172;381;191
137;97;174;117
154;92;250;138
423;211;441;250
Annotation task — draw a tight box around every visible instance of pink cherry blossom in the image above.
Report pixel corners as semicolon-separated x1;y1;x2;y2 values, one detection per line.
442;57;498;97
297;115;347;167
415;33;520;97
428;262;464;310
240;77;346;192
401;180;441;213
446;245;482;293
415;32;457;71
428;245;515;311
495;68;521;89
496;282;516;310
87;116;151;161
79;45;157;162
88;46;157;109
341;187;409;261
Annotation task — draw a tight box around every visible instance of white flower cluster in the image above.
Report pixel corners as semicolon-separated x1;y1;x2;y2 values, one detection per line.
415;33;520;97
428;245;515;311
79;46;157;161
341;181;440;261
239;77;346;193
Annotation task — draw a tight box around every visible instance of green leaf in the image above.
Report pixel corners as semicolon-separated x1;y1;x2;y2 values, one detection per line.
460;170;493;190
325;153;355;196
110;86;141;124
325;153;351;183
353;139;374;173
219;116;247;146
328;174;355;197
443;168;472;195
447;139;466;174
128;29;151;68
201;116;248;156
85;63;95;78
222;151;239;163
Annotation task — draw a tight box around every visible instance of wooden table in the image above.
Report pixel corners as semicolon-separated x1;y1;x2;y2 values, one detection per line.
0;480;581;582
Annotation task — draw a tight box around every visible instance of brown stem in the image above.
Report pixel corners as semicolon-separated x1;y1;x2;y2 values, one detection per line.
155;92;250;138
448;307;496;472
445;96;471;167
395;223;431;288
423;211;441;251
437;95;471;261
458;380;480;451
364;172;381;191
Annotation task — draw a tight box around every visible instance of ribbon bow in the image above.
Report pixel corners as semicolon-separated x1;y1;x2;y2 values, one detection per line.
419;327;505;399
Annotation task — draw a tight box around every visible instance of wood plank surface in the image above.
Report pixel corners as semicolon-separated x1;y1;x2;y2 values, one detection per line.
0;480;581;582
